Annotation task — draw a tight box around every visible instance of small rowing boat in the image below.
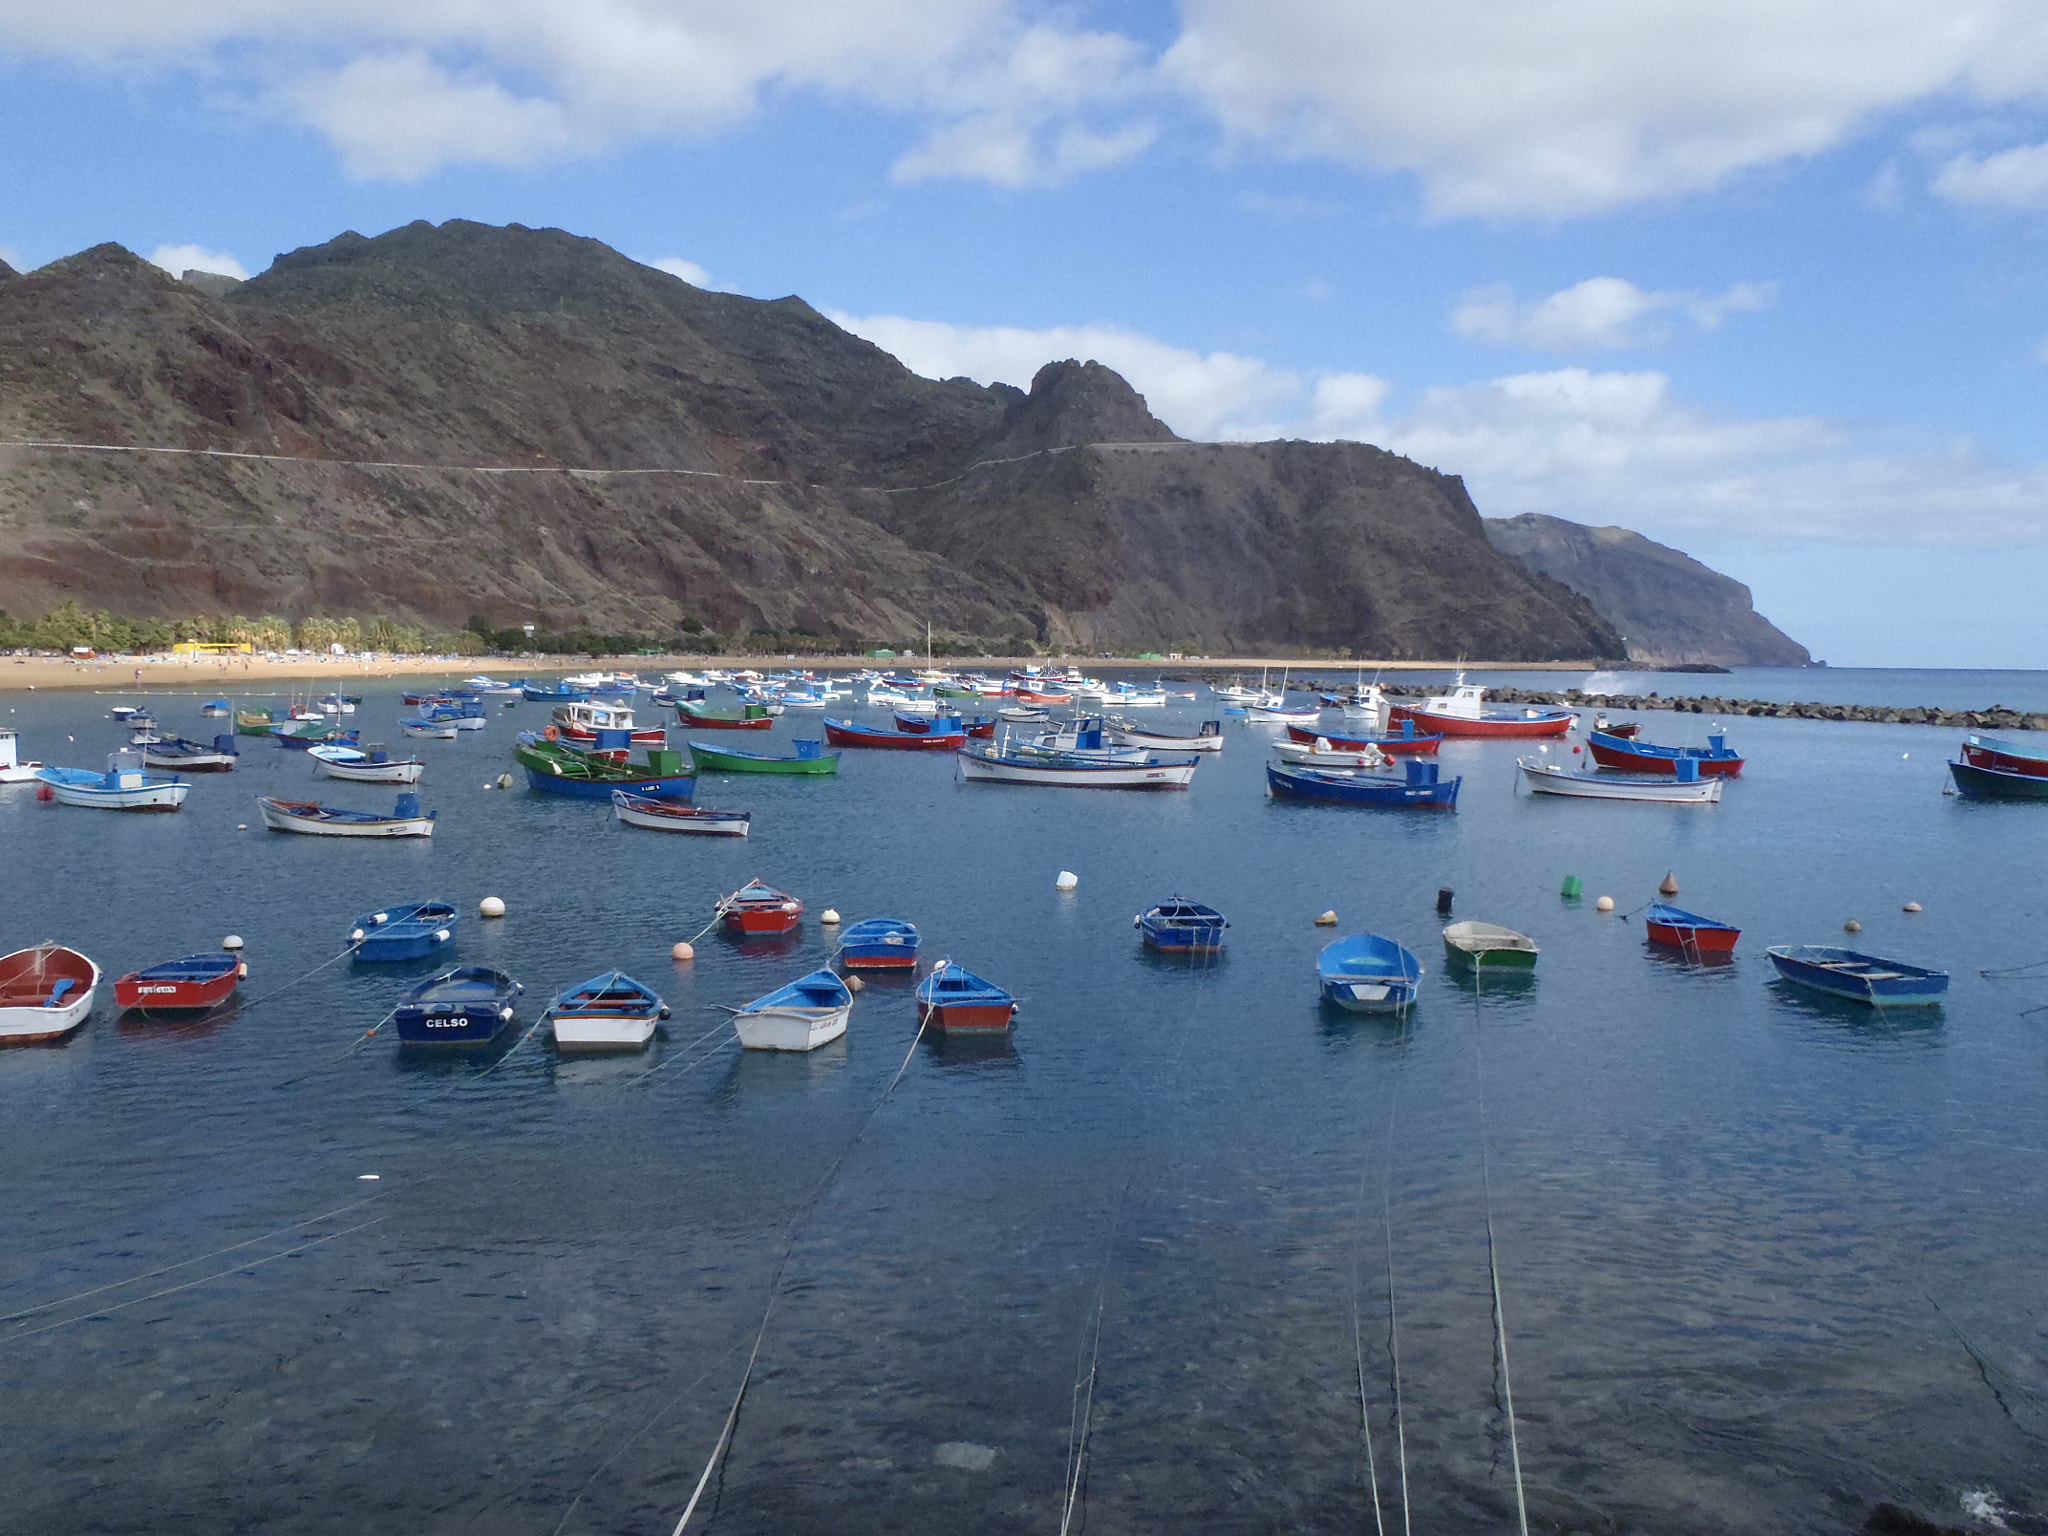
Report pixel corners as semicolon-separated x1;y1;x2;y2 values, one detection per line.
676;698;775;730
1106;718;1225;753
310;743;426;784
1284;721;1440;756
141;734;239;772
823;716;965;750
394;967;521;1045
1766;945;1948;1005
720;880;803;936
549;971;667;1051
1273;737;1389;769
1643;903;1741;954
1265;759;1459;808
349;901;458;961
733;968;852;1051
611;788;750;835
838;917;920;969
399;718;459;740
916;960;1017;1032
687;739;841;775
1317;933;1422;1012
0;943;100;1044
1442;921;1538;972
114;950;242;1014
1517;756;1724;803
1136;898;1228;954
1586;730;1744;777
1948;757;2048;800
257;792;435;837
515;736;696;798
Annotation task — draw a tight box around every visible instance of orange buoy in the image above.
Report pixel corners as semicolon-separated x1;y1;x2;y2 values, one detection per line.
544;724;560;742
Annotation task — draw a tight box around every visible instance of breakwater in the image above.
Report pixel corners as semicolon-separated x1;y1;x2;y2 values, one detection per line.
1316;681;2048;731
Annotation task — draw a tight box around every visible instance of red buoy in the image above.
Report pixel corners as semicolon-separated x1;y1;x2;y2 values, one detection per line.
35;783;54;802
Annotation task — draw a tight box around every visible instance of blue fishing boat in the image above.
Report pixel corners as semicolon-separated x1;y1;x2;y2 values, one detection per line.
201;699;232;718
915;960;1018;1032
1587;730;1744;777
1317;933;1423;1013
393;967;522;1045
275;724;358;751
1265;758;1461;808
523;680;592;704
1948;757;2048;800
140;734;239;772
549;971;667;1052
837;917;920;970
36;753;190;811
1765;945;1948;1006
348;901;459;961
1136;898;1229;954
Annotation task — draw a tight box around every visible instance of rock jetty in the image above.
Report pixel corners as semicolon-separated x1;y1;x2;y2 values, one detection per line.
1298;681;2048;732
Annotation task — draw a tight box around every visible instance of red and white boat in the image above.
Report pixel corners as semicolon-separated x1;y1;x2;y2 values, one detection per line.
719;879;803;936
114;950;244;1014
1014;687;1072;704
0;943;100;1044
916;960;1018;1033
551;700;666;750
1389;675;1575;739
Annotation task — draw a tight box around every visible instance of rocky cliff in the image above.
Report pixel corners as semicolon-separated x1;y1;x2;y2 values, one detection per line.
1484;513;1810;667
0;220;1622;659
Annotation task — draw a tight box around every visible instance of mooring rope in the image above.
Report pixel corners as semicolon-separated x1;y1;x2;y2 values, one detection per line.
270;1005;399;1089
1472;971;1531;1536
234;938;363;1013
1350;1121;1389;1536
1379;1037;1415;1536
1060;1176;1132;1536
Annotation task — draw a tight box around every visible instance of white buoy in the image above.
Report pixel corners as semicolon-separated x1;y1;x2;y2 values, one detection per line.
1596;896;1615;912
1315;909;1338;926
221;934;244;950
496;772;513;789
846;973;865;992
1845;918;1863;933
1055;870;1079;891
1903;901;1922;913
358;1173;380;1181
349;928;366;941
821;909;841;925
671;942;695;962
236;823;247;831
479;895;506;918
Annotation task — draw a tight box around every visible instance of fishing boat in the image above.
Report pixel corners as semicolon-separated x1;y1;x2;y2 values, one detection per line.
1136;898;1229;954
317;693;356;715
1591;716;1641;738
235;709;277;736
523;680;592;704
514;735;696;798
551;699;665;749
1105;719;1226;753
610;789;751;836
1285;721;1441;756
837;917;920;969
1586;730;1745;777
997;706;1050;724
1441;921;1539;972
1643;903;1742;954
275;721;358;750
823;716;965;750
466;676;523;693
1517;756;1724;803
676;697;775;730
310;743;426;784
1013;686;1073;704
733;968;853;1051
686;739;841;775
36;752;190;812
720;880;803;935
399;717;459;740
1947;757;2048;799
957;742;1200;788
1013;717;1151;763
423;698;487;731
141;734;240;772
1265;759;1460;808
109;705;144;722
0;943;100;1044
1245;701;1323;724
201;699;232;718
0;729;44;784
916;960;1018;1032
1958;734;2048;780
349;901;458;961
394;967;521;1045
1317;933;1423;1013
114;950;242;1014
893;709;996;738
549;971;667;1052
1766;945;1948;1005
1273;738;1390;769
1390;674;1575;739
257;792;436;837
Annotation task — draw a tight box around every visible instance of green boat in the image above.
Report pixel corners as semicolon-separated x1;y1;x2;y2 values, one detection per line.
236;709;277;736
686;739;840;776
513;735;697;798
676;699;773;728
1441;921;1539;971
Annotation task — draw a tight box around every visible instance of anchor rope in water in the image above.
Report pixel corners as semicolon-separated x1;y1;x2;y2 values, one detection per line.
271;1005;399;1088
1472;971;1531;1536
1350;1119;1389;1536
234;938;364;1013
665;1009;932;1536
1379;1036;1415;1536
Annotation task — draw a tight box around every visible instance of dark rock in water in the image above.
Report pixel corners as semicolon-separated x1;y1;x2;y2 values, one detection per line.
1659;662;1733;673
1863;1502;1967;1536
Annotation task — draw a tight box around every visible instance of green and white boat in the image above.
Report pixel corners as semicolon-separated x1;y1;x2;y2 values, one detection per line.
235;709;277;736
686;739;840;776
1441;921;1539;971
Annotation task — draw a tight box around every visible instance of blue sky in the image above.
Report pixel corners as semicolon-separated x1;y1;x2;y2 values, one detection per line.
4;1;2048;666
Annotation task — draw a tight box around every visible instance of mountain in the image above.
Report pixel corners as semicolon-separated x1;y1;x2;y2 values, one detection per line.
0;220;1623;659
1484;513;1810;667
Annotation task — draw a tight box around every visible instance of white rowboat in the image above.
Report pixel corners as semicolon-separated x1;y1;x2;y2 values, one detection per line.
1517;758;1724;803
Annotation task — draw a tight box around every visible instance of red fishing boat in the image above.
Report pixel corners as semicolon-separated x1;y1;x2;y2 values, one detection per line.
114;950;244;1013
1387;675;1575;739
1586;730;1744;777
1959;733;2048;779
823;717;966;750
719;879;803;936
1284;723;1441;756
1014;687;1072;704
550;700;666;750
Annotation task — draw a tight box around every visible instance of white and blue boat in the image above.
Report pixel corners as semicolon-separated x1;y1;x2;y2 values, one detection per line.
310;743;425;784
140;734;240;772
1318;933;1423;1013
733;968;853;1052
257;791;435;837
399;717;458;740
201;699;232;718
35;751;190;812
350;902;458;962
1266;758;1460;809
1765;946;1949;1006
394;967;521;1045
523;680;592;704
549;971;667;1052
1136;898;1229;954
837;917;920;970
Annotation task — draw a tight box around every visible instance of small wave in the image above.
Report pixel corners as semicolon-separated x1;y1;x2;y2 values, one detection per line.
1960;1489;2011;1529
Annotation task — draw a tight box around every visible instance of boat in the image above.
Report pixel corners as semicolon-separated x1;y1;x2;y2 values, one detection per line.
1273;738;1390;769
1389;674;1576;739
0;943;100;1044
837;917;920;969
551;699;666;749
349;901;458;961
109;705;144;722
141;734;240;772
1958;734;2048;780
514;735;696;798
1011;717;1151;763
1285;721;1440;756
1765;945;1948;1006
466;676;523;693
1245;702;1323;724
114;950;242;1014
611;789;751;836
1265;758;1460;808
687;739;841;776
957;742;1200;789
1106;719;1225;753
1013;686;1073;704
400;718;459;740
1585;730;1745;777
549;971;667;1052
1107;685;1168;708
720;880;803;935
1136;898;1229;954
423;698;488;731
317;693;356;715
523;680;592;704
893;709;995;738
235;709;277;736
1591;716;1641;738
1441;921;1539;972
35;752;190;812
1317;933;1423;1013
274;721;357;750
1643;903;1741;954
0;729;47;784
257;792;436;837
1947;757;2048;800
733;968;853;1051
1517;756;1724;803
393;967;522;1045
824;716;965;750
916;960;1018;1032
676;697;775;730
997;706;1050;724
310;743;426;784
201;699;231;718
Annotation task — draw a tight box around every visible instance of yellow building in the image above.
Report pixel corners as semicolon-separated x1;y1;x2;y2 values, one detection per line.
172;640;254;656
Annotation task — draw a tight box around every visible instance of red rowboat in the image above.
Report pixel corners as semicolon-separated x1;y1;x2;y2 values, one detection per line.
1960;734;2048;779
114;950;243;1013
823;718;966;750
1014;688;1072;704
1643;903;1741;954
720;879;803;935
1284;723;1441;756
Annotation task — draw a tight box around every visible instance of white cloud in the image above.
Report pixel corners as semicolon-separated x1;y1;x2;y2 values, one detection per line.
146;243;250;280
0;242;22;272
644;256;712;288
1932;141;2048;207
1452;276;1773;350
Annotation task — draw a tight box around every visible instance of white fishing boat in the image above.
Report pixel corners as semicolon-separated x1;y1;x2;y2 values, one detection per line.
1517;757;1723;803
1016;717;1151;763
0;729;45;784
399;718;459;740
957;743;1200;789
549;971;667;1052
1244;703;1321;724
1106;686;1168;708
1339;683;1391;730
733;968;852;1052
997;706;1050;724
310;743;426;784
611;788;751;836
35;752;190;811
257;792;436;837
0;943;100;1044
1273;737;1389;769
1105;718;1226;753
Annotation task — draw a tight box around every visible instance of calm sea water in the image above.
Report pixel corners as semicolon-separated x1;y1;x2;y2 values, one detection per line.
2;679;2045;1535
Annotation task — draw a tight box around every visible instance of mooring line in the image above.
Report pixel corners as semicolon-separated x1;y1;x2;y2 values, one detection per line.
1061;1175;1133;1536
1350;1129;1388;1536
1472;973;1531;1536
271;1006;399;1089
235;939;363;1013
665;1011;932;1535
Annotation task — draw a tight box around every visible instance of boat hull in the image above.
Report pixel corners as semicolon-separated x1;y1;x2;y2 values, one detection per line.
824;718;964;750
1518;760;1724;802
957;750;1198;788
115;957;240;1013
1959;734;2048;778
724;908;801;936
0;945;100;1043
1949;758;2048;800
141;746;236;772
1766;945;1948;1005
394;971;519;1045
1644;906;1741;953
315;756;426;784
1265;762;1459;808
1319;976;1420;1012
258;798;434;836
612;793;750;835
918;998;1016;1032
1586;734;1744;776
1442;923;1539;972
552;1015;658;1051
1285;723;1439;755
735;1004;850;1052
686;742;839;774
1391;705;1574;738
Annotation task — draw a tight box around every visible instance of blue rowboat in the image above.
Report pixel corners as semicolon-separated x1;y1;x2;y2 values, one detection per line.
140;734;239;771
524;680;592;703
1265;758;1460;808
1766;945;1948;1006
549;971;667;1052
1948;757;2048;800
394;967;522;1045
1137;898;1229;954
1317;933;1423;1012
838;917;920;970
916;960;1017;1033
1643;903;1741;954
349;902;458;962
1586;730;1745;777
734;968;853;1051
